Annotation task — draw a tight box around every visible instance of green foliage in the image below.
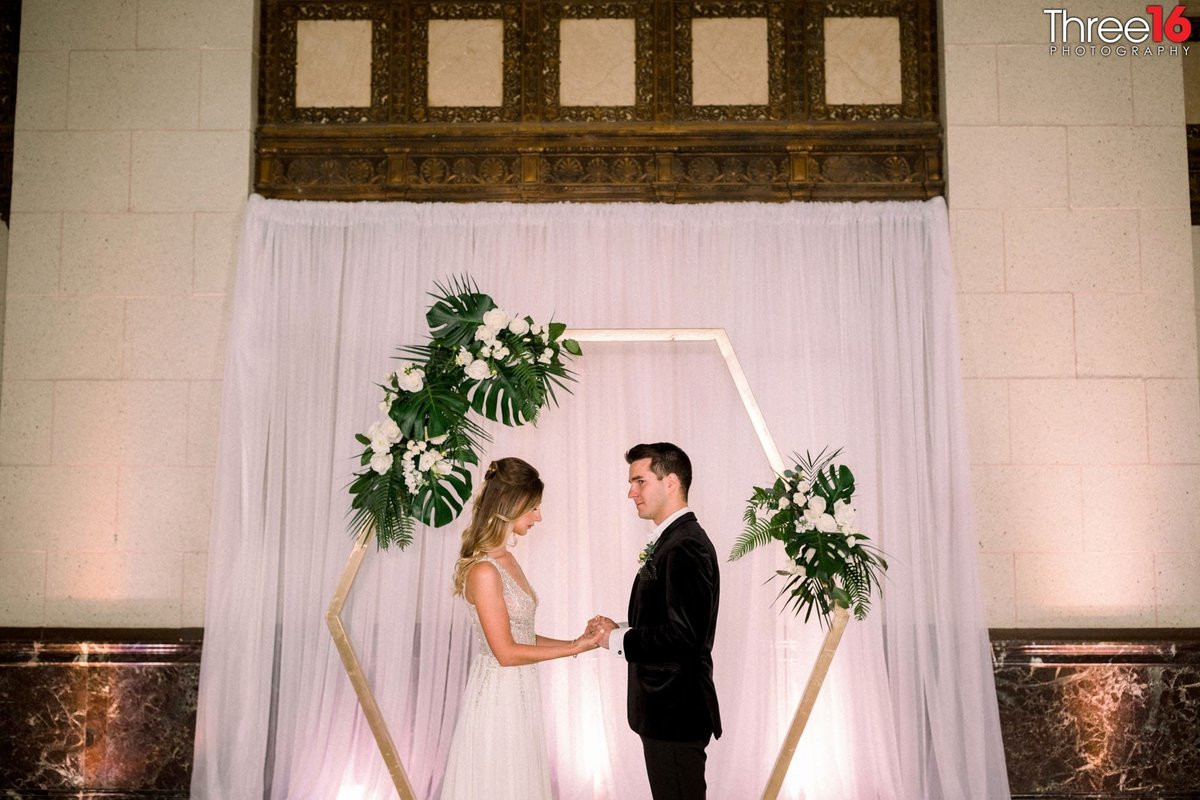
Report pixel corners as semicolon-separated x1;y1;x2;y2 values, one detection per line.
348;278;581;549
348;467;416;550
425;276;495;347
729;447;888;628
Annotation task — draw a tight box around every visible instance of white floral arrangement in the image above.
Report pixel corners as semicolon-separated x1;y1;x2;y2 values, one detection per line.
349;278;581;549
729;448;887;626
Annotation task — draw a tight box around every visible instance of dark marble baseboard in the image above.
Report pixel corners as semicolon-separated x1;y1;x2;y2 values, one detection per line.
992;630;1200;799
3;628;1199;798
0;629;200;800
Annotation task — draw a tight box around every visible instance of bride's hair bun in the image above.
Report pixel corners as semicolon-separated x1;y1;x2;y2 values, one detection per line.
484;461;499;481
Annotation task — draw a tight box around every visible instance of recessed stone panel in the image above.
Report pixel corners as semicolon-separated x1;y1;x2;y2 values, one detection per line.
295;20;372;108
824;16;901;105
691;18;768;106
427;19;504;107
559;19;636;107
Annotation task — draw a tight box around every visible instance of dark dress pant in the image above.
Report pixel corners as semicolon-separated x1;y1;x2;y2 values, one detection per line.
640;734;711;799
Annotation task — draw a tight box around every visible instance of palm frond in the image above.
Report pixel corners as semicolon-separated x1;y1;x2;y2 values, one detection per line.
348;468;416;550
729;514;778;560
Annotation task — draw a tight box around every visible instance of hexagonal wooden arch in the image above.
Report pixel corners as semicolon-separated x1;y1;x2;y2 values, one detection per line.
324;328;849;799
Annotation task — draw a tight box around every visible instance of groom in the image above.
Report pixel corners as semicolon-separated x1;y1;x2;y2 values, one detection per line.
594;442;722;799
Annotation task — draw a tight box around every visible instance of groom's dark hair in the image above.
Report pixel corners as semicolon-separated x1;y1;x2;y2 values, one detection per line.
625;442;692;500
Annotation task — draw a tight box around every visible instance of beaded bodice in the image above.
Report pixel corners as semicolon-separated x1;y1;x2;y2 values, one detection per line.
469;555;538;660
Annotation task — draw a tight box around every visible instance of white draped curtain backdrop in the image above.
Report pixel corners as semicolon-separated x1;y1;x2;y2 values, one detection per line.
191;196;1010;799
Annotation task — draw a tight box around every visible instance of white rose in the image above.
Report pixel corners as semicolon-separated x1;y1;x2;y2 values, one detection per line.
777;496;791;510
366;418;400;445
807;495;827;515
370;438;390;454
803;505;825;529
369;451;393;475
396;366;425;393
475;325;498;343
796;480;811;496
508;317;530;336
465;359;492;380
455;348;473;366
418;450;439;472
483;308;509;329
432;459;452;477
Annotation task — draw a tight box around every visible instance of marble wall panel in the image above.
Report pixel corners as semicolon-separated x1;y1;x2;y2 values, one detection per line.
295;20;372;109
0;637;199;799
559;19;636;107
427;19;504;107
691;18;768;106
0;662;88;791
824;16;901;105
993;636;1200;798
5;631;1199;798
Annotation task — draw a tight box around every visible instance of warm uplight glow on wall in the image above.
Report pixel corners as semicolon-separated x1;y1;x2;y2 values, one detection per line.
336;784;366;800
578;689;612;784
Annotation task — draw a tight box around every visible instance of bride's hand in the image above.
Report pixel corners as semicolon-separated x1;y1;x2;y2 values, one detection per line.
573;623;603;652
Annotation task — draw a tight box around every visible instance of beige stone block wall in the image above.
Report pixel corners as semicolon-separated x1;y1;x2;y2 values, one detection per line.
1;0;1198;630
0;0;254;627
945;0;1200;626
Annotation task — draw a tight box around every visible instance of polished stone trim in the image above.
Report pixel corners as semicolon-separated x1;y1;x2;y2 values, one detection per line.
0;632;199;799
4;628;1197;798
991;629;1200;800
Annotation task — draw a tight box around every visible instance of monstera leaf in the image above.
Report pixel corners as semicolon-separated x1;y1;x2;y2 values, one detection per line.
425;277;495;347
411;458;477;528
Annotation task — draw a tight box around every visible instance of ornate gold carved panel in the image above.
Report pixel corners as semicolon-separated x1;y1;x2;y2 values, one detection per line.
256;0;942;202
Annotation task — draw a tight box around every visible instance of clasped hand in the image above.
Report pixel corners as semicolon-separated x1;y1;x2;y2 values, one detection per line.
585;615;618;649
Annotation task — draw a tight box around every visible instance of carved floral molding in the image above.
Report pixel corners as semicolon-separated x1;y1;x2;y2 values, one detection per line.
256;0;942;202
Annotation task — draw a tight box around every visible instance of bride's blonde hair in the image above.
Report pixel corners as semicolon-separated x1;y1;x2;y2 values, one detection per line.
452;458;544;596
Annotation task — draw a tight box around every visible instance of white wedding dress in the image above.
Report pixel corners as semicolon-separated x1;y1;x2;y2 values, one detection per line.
439;556;553;799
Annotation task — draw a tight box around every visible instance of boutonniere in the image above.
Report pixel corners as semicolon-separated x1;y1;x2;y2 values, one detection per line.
638;533;659;578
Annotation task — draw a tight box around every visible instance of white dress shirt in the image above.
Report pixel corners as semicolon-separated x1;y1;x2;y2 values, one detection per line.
608;506;690;660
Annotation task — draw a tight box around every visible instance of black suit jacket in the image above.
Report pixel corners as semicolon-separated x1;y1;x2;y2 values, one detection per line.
624;511;722;742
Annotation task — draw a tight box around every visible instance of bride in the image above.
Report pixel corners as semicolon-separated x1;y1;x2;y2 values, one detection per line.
440;458;602;799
